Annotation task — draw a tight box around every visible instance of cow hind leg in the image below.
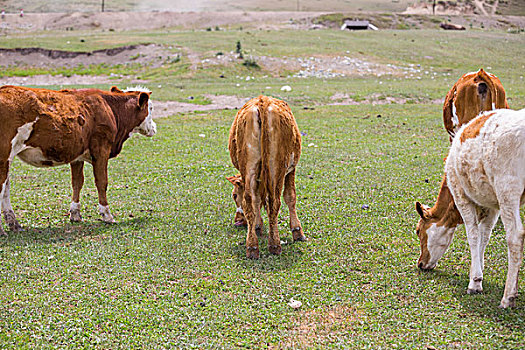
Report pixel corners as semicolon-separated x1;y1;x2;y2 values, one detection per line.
268;173;287;255
498;202;524;308
283;169;306;242
1;177;22;232
69;161;84;222
465;206;499;295
453;191;486;295
243;180;260;259
267;191;282;256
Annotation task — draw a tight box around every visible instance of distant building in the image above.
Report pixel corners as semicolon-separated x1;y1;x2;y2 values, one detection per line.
340;19;378;31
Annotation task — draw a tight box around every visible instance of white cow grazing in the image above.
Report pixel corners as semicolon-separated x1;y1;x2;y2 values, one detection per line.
436;108;525;308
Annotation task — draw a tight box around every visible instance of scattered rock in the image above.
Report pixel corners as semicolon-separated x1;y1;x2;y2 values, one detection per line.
288;298;302;309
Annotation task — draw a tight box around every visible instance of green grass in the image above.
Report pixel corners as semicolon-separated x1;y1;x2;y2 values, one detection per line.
0;26;525;348
1;104;524;348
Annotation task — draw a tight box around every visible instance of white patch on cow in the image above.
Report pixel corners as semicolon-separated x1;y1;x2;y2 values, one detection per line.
18;147;92;167
1;178;13;215
98;204;115;223
124;86;151;93
451;100;460;137
0;180;7;212
452;101;459;126
487;72;496;78
9;118;39;162
423;223;456;269
69;201;82;222
492;102;496;110
131;100;156;137
70;202;81;212
17;147;56;167
236;207;244;214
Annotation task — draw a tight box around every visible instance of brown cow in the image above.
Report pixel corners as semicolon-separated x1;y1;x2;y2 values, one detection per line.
228;96;306;259
0;85;156;235
443;68;508;140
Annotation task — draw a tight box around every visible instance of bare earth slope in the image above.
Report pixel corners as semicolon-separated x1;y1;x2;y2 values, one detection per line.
0;11;324;33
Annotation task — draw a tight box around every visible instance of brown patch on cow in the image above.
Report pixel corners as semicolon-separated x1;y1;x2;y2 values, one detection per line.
415;176;463;267
443;68;508;141
280;305;360;348
460;112;495;143
415;202;432;265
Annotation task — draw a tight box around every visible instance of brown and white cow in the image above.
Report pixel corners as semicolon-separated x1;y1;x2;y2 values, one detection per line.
416;68;509;267
228;95;306;259
415;69;510;303
417;108;525;308
443;68;508;140
0;85;156;234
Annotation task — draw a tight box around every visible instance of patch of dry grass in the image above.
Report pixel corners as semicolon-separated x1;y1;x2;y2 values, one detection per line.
282;305;360;348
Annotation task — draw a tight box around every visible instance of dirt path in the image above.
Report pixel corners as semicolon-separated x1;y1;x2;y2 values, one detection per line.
153;95;250;118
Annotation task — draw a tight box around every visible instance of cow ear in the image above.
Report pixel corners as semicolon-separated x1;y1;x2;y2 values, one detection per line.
111;86;123;93
443;85;456;139
138;92;149;109
226;176;236;185
415;201;430;219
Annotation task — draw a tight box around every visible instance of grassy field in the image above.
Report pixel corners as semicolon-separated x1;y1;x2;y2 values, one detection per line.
1;26;525;348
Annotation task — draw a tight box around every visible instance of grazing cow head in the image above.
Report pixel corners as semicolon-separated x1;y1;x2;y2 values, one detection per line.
116;86;157;137
414;178;462;270
226;174;247;227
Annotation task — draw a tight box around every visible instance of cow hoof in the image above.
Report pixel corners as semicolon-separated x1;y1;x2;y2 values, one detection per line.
3;211;21;232
70;212;83;223
500;296;516;309
7;220;22;232
467;288;483;295
269;244;282;255
246;246;259;259
101;217;116;224
292;227;306;242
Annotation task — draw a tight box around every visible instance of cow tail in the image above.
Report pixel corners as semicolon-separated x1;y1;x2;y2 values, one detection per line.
258;96;271;202
478;68;498;110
